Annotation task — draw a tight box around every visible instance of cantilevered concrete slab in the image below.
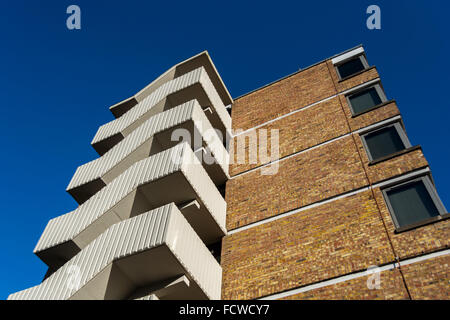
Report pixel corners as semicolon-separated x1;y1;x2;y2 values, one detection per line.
34;143;226;270
9;204;222;300
67;99;229;204
109;51;233;119
92;67;231;155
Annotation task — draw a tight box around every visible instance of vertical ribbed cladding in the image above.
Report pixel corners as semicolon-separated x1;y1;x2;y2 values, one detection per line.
191;101;229;177
91;67;231;150
166;204;222;300
9;204;174;300
34;144;186;254
68;99;229;194
26;146;225;300
66;156;103;191
33;210;76;254
11;52;232;300
67;100;196;191
91;68;204;145
180;145;227;233
199;67;231;130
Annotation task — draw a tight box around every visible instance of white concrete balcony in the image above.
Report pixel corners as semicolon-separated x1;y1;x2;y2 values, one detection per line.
9;204;222;300
34;143;226;270
92;66;231;156
67;100;229;205
109;51;232;119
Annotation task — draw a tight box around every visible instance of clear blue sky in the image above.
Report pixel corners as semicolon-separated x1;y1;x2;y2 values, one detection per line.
0;0;449;299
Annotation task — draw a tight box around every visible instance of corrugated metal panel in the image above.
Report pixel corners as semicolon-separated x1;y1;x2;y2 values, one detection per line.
35;143;226;256
199;67;231;130
68;99;229;192
91;67;231;146
191;101;229;176
68;100;195;190
92;68;202;144
166;205;222;300
9;204;221;300
34;144;185;253
180;146;227;231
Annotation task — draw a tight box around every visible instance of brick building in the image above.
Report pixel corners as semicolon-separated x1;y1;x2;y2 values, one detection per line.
222;45;449;300
9;45;449;300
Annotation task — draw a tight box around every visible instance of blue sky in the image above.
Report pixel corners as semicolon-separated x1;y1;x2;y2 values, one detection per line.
0;0;449;299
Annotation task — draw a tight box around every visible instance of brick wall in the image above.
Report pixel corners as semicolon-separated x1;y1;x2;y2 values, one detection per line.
226;136;368;230
231;62;335;132
222;50;449;300
353;133;428;184
280;268;409;300
402;254;450;299
229;96;349;176
222;191;395;299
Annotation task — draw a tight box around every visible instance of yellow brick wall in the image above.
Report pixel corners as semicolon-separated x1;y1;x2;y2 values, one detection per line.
222;54;449;300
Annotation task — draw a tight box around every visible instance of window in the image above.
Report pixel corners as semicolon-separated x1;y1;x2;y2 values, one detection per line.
361;123;411;161
346;84;387;115
382;176;447;232
335;55;369;79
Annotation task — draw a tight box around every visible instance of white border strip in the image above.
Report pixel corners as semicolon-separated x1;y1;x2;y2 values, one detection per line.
233;95;337;137
228;167;431;235
331;47;365;65
231;114;402;180
228;186;369;235
399;249;450;267
259;249;450;300
233;78;380;138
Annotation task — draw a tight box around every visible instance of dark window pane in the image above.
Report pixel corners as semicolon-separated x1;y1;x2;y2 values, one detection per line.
387;181;440;228
349;87;382;114
365;126;405;160
337;58;365;79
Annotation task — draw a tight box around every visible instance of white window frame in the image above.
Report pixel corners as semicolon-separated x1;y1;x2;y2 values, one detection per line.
360;122;412;162
345;83;387;116
382;175;448;232
335;54;370;80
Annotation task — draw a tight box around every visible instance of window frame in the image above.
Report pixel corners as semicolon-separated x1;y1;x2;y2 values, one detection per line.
381;175;448;232
335;54;370;80
360;122;412;162
345;83;387;116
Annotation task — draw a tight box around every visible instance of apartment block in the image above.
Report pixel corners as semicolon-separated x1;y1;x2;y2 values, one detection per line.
9;46;450;300
222;46;449;300
9;52;232;300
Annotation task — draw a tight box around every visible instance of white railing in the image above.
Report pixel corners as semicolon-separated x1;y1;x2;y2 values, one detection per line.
67;99;229;193
9;204;222;300
35;143;226;255
91;67;231;147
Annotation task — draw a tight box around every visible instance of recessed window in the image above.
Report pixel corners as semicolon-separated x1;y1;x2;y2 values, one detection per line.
346;84;387;115
336;55;369;79
382;176;447;232
361;123;411;161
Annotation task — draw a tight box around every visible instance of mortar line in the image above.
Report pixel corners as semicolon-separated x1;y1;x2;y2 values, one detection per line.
230;114;402;179
227;167;431;235
258;248;450;300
